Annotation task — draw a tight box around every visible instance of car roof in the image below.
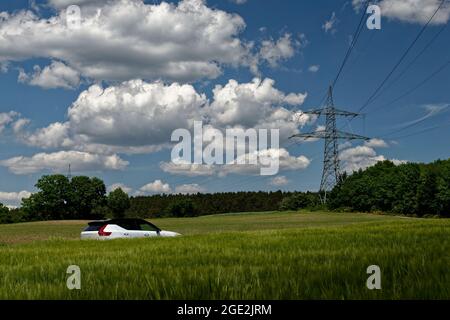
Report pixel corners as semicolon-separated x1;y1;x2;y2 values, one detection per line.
87;218;160;230
88;218;146;224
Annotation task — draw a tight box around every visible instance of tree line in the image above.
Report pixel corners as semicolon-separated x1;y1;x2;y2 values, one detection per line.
0;157;448;224
0;174;316;223
0;175;131;224
327;159;450;217
127;191;314;218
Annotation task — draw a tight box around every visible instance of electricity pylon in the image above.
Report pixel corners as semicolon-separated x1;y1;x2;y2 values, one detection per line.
290;86;369;203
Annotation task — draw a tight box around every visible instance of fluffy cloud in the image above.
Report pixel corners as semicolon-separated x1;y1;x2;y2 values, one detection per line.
308;65;320;73
208;78;308;141
47;0;113;9
364;138;389;148
12;118;31;134
15;77;310;176
0;111;31;136
259;33;298;67
22;80;206;153
109;181;207;195
352;0;450;24
0;151;128;175
223;148;310;176
340;145;383;172
0;111;18;133
159;162;215;177
139;180;172;194
24;78;309;154
69;80;206;148
340;145;405;172
18;61;81;89
174;183;206;194
23;122;71;149
0;190;32;206
0;0;263;83
107;183;133;194
270;175;289;186
161;148;310;177
322;12;338;34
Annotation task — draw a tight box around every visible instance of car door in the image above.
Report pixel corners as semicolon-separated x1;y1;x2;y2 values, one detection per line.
135;221;160;238
116;220;138;238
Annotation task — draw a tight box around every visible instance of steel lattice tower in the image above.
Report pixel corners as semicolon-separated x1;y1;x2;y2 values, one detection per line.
291;86;370;203
321;86;340;194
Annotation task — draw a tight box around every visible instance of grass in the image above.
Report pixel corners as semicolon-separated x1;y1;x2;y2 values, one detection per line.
0;211;448;299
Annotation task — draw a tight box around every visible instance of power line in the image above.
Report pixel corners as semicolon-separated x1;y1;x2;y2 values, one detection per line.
345;28;377;71
305;0;369;110
380;114;445;139
381;121;450;140
332;0;370;88
370;22;448;104
356;0;446;113
303;1;369;110
372;57;450;115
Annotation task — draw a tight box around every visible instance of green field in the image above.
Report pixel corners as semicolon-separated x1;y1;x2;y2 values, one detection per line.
0;211;448;299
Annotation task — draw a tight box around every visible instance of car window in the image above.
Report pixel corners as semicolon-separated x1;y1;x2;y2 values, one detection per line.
83;225;101;231
117;221;139;230
111;219;159;231
139;222;159;232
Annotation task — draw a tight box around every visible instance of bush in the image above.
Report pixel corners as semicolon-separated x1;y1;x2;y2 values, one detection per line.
279;192;320;211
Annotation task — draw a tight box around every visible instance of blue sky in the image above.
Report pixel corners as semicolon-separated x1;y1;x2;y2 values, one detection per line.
0;0;449;207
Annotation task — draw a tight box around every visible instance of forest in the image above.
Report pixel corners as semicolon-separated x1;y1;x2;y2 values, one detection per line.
0;158;448;224
328;159;450;217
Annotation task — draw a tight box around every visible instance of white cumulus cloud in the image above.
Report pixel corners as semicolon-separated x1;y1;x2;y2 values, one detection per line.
0;190;32;207
208;78;308;141
23;78;309;155
107;183;133;194
259;33;299;67
352;0;450;25
0;151;128;175
0;111;18;133
161;148;310;177
340;145;406;173
139;180;172;194
364;138;389;148
0;0;262;83
174;184;206;194
18;61;81;89
270;175;290;186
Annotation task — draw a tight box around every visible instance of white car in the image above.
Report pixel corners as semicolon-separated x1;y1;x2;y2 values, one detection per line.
81;218;181;240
